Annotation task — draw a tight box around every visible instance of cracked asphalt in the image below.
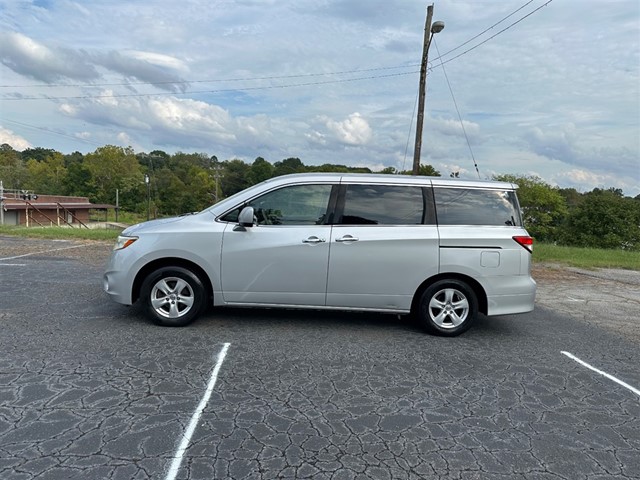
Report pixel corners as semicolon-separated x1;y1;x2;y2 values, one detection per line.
1;236;639;479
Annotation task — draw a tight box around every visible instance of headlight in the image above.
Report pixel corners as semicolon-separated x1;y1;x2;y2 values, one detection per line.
113;235;138;251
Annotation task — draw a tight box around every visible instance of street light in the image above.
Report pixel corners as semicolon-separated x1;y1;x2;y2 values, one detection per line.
431;21;445;34
412;6;445;175
144;173;150;221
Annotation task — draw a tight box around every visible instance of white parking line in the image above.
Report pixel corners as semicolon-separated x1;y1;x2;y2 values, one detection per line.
165;342;231;480
561;351;640;397
0;243;92;261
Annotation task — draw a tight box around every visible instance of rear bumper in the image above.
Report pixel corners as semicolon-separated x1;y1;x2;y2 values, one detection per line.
485;276;536;316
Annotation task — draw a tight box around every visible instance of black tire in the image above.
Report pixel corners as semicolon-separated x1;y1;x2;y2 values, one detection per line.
418;279;478;336
140;266;206;327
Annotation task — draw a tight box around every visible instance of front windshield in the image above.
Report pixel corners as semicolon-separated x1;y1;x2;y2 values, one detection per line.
199;178;275;214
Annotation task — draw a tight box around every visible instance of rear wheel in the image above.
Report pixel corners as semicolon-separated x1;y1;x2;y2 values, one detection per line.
418;279;478;336
141;267;206;327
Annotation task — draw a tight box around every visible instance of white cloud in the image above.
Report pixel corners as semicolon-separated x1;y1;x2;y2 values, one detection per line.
551;168;638;195
94;51;188;92
438;164;469;177
557;169;604;186
0;127;32;150
430;117;480;141
325;113;372;146
60;94;290;150
124;50;188;72
0;31;188;91
305;131;327;146
59;104;77;115
0;31;98;82
116;132;132;144
523;124;639;178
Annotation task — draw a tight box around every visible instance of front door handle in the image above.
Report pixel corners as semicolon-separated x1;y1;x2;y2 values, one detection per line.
302;236;326;244
335;235;359;243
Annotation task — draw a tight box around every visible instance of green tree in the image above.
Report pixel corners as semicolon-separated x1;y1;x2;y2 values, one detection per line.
186;167;216;211
273;157;305;177
561;188;640;250
21;147;58;163
63;151;84;167
303;163;373;174
0;144;28;190
138;150;170;170
24;152;68;194
398;164;441;176
558;187;583;209
168;152;213;187
63;158;92;198
220;159;251;197
84;145;143;208
494;174;567;241
418;164;441;176
155;169;188;216
248;157;274;185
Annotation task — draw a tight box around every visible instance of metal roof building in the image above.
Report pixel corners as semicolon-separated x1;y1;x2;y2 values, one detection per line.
1;191;115;227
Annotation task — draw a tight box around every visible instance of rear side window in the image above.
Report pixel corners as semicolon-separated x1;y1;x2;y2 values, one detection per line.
338;184;427;225
434;188;522;226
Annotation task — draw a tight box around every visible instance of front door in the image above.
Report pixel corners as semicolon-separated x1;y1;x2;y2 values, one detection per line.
220;183;335;306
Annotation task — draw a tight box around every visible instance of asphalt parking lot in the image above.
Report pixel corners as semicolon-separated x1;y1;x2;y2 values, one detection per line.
1;236;639;480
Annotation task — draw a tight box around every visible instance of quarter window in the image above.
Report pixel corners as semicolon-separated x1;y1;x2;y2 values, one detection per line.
434;188;522;226
338;185;426;225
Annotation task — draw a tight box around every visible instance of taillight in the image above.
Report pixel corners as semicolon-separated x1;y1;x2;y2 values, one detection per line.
513;235;533;253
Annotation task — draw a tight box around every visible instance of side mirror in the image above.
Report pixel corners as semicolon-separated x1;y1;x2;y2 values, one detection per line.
238;206;255;227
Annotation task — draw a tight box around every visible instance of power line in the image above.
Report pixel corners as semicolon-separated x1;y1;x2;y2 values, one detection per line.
0;64;421;89
1;0;554;101
0;0;555;107
1;70;420;101
433;0;555;68
2;118;102;146
436;0;536;59
433;39;480;179
402;89;420;173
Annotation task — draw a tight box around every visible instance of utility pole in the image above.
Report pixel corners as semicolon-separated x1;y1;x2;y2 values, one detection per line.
144;174;151;221
212;164;223;203
412;4;444;175
0;180;4;225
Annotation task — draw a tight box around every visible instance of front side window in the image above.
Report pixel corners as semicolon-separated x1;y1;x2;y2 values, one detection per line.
434;188;522;226
338;184;426;225
221;184;333;225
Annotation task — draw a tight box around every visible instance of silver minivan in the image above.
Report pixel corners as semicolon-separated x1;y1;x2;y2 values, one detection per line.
104;173;536;336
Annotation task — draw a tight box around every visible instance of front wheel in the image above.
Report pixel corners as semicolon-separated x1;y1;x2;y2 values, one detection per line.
418;280;478;336
141;267;206;327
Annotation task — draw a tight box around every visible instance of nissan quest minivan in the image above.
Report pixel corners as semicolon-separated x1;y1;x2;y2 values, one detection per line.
104;173;536;336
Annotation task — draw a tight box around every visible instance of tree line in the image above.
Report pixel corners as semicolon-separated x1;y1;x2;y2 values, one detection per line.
1;143;639;250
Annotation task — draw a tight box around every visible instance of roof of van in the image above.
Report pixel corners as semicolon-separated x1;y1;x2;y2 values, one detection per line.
260;172;517;189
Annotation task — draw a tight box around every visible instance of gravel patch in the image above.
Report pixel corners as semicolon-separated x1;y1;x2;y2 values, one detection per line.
533;263;640;344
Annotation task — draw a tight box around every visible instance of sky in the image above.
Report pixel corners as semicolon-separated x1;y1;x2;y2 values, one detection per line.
0;0;639;196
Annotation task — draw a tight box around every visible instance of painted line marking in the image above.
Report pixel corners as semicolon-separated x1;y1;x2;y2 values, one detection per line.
0;243;93;261
165;342;231;480
0;264;27;267
561;351;640;397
